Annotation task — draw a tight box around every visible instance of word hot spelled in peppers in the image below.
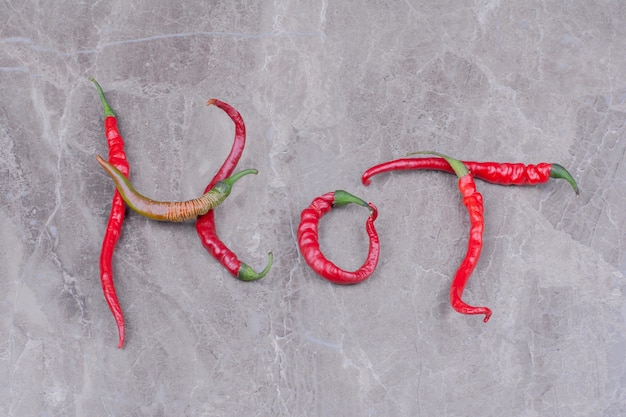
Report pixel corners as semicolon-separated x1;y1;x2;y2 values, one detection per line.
195;99;272;281
414;152;492;322
89;77;129;348
298;190;380;284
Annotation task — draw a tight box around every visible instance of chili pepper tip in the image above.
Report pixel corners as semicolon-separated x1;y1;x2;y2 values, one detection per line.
89;76;116;118
237;252;273;281
549;163;579;195
206;98;217;107
454;305;492;323
483;309;492;322
407;151;469;178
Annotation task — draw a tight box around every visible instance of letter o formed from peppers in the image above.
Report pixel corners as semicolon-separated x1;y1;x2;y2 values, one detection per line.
297;190;380;285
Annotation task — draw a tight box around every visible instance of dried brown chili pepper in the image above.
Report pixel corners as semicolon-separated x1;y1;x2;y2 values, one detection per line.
298;190;380;285
362;157;579;194
414;152;492;322
97;154;256;222
195;99;272;281
89;77;128;348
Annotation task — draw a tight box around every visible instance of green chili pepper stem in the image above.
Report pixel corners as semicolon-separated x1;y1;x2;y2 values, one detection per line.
89;77;116;118
549;163;579;195
237;252;274;281
407;151;469;178
221;168;258;186
332;190;370;208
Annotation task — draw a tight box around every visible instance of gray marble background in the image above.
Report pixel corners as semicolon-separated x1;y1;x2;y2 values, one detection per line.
1;1;625;416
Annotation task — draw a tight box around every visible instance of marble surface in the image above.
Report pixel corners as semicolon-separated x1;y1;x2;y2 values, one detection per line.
1;1;625;416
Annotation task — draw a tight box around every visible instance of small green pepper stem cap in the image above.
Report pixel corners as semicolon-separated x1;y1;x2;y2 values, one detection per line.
89;76;116;118
550;163;579;195
237;252;274;281
332;190;370;208
407;151;469;178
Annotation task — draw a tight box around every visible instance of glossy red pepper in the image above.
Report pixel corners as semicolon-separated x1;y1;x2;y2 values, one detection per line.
97;155;256;222
298;190;380;285
417;152;492;322
362;157;579;194
90;77;129;348
195;99;272;281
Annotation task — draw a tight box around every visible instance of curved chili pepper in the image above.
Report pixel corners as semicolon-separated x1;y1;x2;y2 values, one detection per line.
89;77;128;348
195;99;272;281
297;190;380;285
97;154;256;222
416;152;492;322
202;99;246;189
362;157;579;194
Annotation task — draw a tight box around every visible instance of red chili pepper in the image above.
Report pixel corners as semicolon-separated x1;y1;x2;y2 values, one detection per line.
202;99;246;190
362;157;579;194
416;152;492;322
298;190;380;285
97;155;256;222
195;99;272;281
90;77;129;348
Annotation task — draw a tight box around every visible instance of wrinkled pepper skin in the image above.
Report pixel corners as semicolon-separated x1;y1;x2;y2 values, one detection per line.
362;157;579;194
298;191;380;285
412;152;493;322
452;174;492;322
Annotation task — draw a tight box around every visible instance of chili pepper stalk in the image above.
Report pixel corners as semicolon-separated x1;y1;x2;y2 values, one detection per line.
97;154;257;222
89;76;128;348
411;151;492;322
